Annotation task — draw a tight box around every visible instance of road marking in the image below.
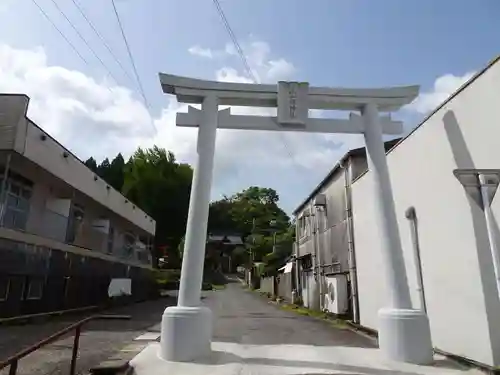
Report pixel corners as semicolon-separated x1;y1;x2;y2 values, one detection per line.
134;332;160;341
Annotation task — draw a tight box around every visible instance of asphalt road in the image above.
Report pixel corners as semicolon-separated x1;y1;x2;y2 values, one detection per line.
206;281;375;348
1;281;472;375
0;281;374;375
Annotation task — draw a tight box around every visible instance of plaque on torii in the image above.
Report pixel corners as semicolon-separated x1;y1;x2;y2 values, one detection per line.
156;73;433;366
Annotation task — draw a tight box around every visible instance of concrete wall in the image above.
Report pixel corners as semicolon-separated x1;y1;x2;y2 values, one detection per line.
260;276;274;295
0;95;29;151
21;122;155;235
3;153;151;262
277;272;293;301
295;153;371;273
351;59;500;366
296;169;349;272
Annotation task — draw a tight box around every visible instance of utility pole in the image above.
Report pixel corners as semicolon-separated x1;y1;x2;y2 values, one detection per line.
248;217;256;285
270;219;277;252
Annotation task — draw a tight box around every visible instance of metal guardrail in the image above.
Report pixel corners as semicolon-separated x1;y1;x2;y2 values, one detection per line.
0;314;131;375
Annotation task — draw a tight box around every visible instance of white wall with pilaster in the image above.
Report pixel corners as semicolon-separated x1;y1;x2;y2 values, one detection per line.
351;59;500;366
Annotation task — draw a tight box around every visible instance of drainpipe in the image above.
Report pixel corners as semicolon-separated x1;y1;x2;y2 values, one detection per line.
294;219;301;298
307;210;318;310
478;174;500;298
0;153;12;226
340;159;360;323
314;207;323;311
405;207;427;313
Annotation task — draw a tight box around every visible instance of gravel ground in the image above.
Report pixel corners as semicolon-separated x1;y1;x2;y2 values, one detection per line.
0;297;175;375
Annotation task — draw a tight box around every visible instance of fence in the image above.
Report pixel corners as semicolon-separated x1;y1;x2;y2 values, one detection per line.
0;314;130;375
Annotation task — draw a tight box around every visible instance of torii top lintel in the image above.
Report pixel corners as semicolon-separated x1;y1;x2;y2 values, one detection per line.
159;73;419;112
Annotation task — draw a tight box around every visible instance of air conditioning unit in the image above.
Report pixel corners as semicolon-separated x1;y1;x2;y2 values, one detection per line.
313;194;326;207
324;274;348;315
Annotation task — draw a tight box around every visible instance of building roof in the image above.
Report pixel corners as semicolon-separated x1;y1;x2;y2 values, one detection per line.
207;234;244;246
293;138;401;215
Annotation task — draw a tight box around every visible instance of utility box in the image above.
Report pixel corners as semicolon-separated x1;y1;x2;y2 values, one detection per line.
324;274;348;315
313;194;327;207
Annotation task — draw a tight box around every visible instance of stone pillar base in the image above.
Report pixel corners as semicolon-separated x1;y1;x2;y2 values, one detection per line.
378;307;433;364
160;306;212;362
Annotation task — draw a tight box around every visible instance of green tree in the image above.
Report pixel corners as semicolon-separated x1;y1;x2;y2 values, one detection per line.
84;157;98;173
106;153;125;191
228;186;290;235
97;158;111;178
122;146;193;267
206;186;291;272
208;197;239;234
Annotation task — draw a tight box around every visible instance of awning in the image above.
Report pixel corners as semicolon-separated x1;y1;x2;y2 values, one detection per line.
278;261;294;274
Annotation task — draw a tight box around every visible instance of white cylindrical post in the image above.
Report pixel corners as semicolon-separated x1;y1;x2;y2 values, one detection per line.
479;174;500;298
362;103;411;309
178;95;219;307
362;103;433;364
160;95;218;362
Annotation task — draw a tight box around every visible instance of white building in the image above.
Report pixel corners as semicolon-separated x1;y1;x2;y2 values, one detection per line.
294;56;500;367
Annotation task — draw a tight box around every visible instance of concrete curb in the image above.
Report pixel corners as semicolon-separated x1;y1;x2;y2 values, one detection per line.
0;305;100;326
0;295;166;327
88;334;160;375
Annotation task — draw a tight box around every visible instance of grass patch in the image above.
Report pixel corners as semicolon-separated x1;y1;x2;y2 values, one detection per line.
212;284;226;291
279;303;349;329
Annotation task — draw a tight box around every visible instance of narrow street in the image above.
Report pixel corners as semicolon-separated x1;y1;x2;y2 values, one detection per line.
2;281;480;375
207;281;374;348
133;281;479;375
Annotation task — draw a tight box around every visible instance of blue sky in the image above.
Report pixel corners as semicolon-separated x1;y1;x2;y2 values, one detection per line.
0;0;499;213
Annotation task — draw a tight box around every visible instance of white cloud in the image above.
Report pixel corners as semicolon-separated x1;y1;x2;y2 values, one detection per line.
187;45;214;59
0;40;364;212
408;72;475;114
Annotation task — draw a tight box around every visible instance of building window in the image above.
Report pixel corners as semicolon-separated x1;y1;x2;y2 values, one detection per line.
1;176;32;231
0;278;10;301
26;278;44;300
66;204;85;243
107;225;115;254
301;254;312;270
299;216;309;238
123;231;135;259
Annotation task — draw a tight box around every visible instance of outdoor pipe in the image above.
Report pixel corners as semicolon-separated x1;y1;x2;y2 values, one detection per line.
404;206;427;313
478;174;500;298
314;207;324;311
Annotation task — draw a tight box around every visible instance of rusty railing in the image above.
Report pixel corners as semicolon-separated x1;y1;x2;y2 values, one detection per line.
0;314;131;375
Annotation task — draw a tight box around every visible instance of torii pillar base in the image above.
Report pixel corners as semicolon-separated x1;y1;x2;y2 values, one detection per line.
160;306;212;362
378;308;433;364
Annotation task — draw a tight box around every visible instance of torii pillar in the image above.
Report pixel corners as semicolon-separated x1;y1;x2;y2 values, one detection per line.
158;74;433;364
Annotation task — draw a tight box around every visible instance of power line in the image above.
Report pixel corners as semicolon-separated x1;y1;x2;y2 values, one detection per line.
30;0;89;65
211;0;306;173
69;0;135;84
110;0;157;135
47;0;121;85
212;0;257;82
30;0;157;140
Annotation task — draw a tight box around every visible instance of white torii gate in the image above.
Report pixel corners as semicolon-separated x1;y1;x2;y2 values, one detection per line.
158;74;433;364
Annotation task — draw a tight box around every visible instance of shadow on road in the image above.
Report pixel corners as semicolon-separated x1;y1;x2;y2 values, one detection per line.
194;350;422;375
